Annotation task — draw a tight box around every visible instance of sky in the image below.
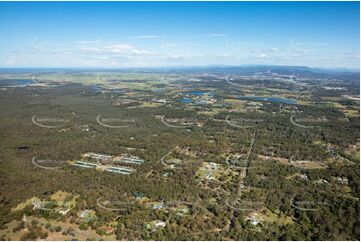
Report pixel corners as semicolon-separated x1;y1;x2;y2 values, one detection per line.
0;1;359;69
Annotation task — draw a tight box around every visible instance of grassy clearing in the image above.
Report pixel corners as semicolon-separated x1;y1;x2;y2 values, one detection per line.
195;162;238;183
258;208;294;225
342;109;360;118
344;143;360;161
258;155;328;169
12;196;39;212
139;102;162;108
0;216;116;241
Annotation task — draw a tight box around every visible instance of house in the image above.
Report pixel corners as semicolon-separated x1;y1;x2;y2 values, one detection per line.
314;179;328;184
78;209;96;222
154;220;166;228
82;153;112;163
337;177;349;184
150;202;164;210
145;220;166;231
247;213;261;226
133;191;146;199
101;226;115;234
58;208;70;215
32;199;42;209
250;217;260;226
299;174;308;180
175;206;189;216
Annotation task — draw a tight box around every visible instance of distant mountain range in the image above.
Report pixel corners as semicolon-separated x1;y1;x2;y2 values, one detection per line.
0;65;359;80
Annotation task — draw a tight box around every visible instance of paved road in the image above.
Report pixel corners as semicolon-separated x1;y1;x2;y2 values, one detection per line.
237;132;256;197
225;132;256;231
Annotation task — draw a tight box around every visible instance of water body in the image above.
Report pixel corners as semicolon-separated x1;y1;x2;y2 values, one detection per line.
90;85;103;92
237;96;297;104
184;91;212;96
0;79;33;86
179;98;193;103
16;79;33;86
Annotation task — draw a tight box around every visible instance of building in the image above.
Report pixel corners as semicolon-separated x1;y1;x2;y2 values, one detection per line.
106;166;134;174
114;154;145;165
74;160;97;168
133;191;146;199
82;152;112;163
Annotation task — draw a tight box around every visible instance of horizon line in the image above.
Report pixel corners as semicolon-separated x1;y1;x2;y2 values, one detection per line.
0;64;359;72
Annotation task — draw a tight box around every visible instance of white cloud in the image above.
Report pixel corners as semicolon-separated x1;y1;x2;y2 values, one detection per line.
160;40;177;49
80;44;155;56
259;53;270;59
1;38;358;69
4;59;16;66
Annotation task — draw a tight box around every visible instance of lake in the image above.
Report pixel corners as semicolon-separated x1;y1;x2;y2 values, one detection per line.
90;85;103;92
17;80;33;86
179;98;193;103
3;79;34;86
237;96;297;104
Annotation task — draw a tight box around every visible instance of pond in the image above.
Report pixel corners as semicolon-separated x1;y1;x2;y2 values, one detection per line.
184;91;212;96
237;96;297;104
90;85;103;92
178;98;193;103
17;79;33;86
0;79;33;86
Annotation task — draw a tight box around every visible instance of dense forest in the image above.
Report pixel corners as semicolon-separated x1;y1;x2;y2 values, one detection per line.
0;70;359;240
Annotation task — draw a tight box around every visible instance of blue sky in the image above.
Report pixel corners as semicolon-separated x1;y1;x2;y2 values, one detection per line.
0;1;359;68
